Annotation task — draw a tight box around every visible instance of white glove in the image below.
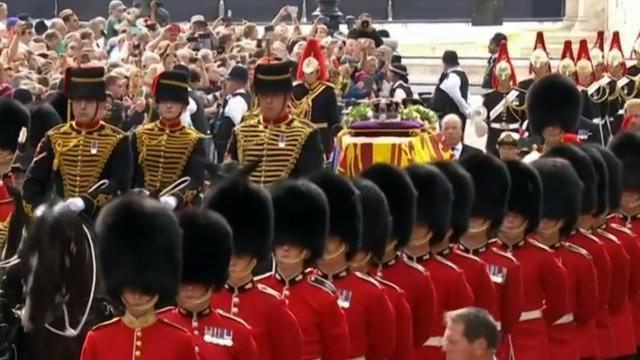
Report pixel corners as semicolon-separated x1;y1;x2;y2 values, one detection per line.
160;195;178;210
473;119;488;138
64;197;86;213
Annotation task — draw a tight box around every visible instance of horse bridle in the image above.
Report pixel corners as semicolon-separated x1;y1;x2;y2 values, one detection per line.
43;224;97;338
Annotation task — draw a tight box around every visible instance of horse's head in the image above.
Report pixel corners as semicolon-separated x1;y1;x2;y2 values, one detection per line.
19;201;87;332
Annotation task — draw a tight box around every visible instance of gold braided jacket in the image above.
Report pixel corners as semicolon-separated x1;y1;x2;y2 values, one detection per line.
49;122;125;198
234;113;315;186
134;122;202;193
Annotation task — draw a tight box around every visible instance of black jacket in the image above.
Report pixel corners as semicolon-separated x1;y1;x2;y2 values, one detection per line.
347;28;384;48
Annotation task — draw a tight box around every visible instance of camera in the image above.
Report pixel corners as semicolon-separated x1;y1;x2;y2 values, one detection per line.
360;20;370;29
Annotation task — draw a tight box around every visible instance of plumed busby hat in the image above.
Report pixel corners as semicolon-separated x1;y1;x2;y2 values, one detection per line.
526;73;581;135
253;58;294;95
404;164;453;245
576;143;609;216
609;132;640;192
503;159;542;234
177;209;232;291
460;153;511;233
27;104;61;149
360;164;417;249
152;70;189;106
532;157;583;236
543;144;597;215
64;67;106;101
309;171;362;260
204;175;273;262
352;178;391;262
594;146;623;211
0;98;29;152
270;179;329;263
433;161;475;243
96;195;182;306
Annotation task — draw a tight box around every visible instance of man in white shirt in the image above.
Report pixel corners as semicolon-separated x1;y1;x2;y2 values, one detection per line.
442;114;482;161
432;50;471;134
212;65;251;163
388;63;413;103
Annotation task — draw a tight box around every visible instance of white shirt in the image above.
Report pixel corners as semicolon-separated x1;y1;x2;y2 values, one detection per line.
224;89;249;125
452;142;463;159
392;80;409;103
438;67;470;115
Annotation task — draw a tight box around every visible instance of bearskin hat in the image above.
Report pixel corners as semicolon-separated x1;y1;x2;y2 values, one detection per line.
0;98;29;152
433;161;475;243
27;104;62;149
96;195;182;306
309;171;363;260
404;165;453;246
177;209;232;291
352;178;391;262
503;159;542;234
543;144;596;215
253;58;294;95
64;67;106;101
576;143;609;216
360;164;417;249
460;153;511;233
609;132;640;192
526;73;581;135
594;146;623;211
270;179;329;263
204;175;273;262
532;158;583;236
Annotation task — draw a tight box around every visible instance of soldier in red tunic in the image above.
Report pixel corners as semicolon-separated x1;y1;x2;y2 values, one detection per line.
160;209;258;359
257;179;350;360
360;163;437;352
310;171;395;360
532;157;598;360
456;154;523;360
494;158;568;360
351;178;414;360
403;164;474;359
206;171;304;360
80;195;198;360
543;144;616;359
609;132;640;354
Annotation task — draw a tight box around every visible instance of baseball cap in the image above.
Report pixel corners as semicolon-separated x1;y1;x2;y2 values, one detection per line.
6;17;18;30
190;15;206;24
108;0;127;11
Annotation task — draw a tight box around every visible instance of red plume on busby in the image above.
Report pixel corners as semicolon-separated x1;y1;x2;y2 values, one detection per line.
529;31;550;74
492;41;517;89
296;37;329;82
608;31;626;75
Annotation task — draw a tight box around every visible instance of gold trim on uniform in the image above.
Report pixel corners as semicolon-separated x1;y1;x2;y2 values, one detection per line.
158;79;189;88
0;213;11;252
49;122;124;198
293;82;334;122
70;77;105;83
135;122;201;192
256;73;291;80
235;114;314;186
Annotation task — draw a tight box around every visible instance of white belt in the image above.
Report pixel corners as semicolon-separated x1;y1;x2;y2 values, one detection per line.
592;117;604;124
489;122;520;130
553;313;574;325
617;109;625;115
423;336;444;347
519;309;543;322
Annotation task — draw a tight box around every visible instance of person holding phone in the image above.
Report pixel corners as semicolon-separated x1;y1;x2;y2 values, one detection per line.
347;13;383;48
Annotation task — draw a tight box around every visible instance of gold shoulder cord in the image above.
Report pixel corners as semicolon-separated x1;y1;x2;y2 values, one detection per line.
136;123;201;192
50;124;123;198
590;85;610;104
294;83;329;121
620;77;640;101
504;90;526;124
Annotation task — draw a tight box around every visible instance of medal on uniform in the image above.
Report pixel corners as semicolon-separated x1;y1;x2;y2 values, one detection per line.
278;134;286;148
487;264;507;284
337;289;352;309
90;140;98;155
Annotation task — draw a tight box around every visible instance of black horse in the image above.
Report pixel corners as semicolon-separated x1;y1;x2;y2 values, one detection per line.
12;200;109;360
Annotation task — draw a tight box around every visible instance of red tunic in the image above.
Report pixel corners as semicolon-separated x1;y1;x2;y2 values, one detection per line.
404;251;473;360
608;213;640;347
257;270;349;360
368;254;436;351
459;243;523;360
80;313;199;360
594;228;637;357
315;268;396;360
160;307;257;360
374;276;414;360
211;280;303;360
548;241;597;360
567;229;614;358
494;239;568;360
0;179;14;244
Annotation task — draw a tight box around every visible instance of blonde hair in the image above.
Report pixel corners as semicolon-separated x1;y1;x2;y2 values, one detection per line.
625;99;640;113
